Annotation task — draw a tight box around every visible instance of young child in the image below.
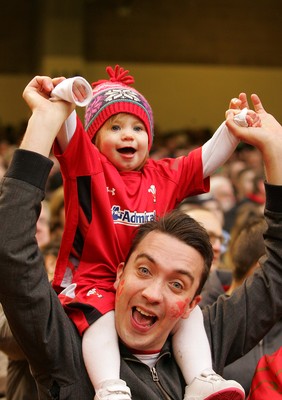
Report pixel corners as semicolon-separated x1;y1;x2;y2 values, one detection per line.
51;65;258;400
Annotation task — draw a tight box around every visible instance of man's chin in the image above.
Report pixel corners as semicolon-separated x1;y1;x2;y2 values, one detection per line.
119;329;165;353
118;330;153;352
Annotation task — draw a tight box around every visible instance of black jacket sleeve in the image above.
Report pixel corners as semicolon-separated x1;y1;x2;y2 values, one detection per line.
203;183;282;374
0;149;93;399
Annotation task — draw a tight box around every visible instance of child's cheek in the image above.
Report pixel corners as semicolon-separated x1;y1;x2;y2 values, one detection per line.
168;298;190;319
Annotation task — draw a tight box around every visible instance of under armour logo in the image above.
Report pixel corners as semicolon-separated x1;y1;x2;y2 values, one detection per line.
107;187;116;196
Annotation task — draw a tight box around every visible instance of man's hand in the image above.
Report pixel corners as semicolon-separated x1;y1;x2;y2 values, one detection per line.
20;76;76;157
226;94;282;185
229;93;261;127
23;76;74;118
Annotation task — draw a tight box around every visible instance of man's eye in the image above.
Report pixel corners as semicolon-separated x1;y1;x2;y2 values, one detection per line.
170;281;183;291
138;266;150;275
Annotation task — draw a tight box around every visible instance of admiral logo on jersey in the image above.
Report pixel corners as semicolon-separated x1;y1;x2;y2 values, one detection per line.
112;206;156;226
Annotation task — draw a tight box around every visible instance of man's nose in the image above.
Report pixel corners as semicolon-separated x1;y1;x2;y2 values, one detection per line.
212;238;221;252
142;281;164;303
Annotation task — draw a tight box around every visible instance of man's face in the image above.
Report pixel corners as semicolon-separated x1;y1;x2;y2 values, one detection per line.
114;231;203;351
36;203;50;249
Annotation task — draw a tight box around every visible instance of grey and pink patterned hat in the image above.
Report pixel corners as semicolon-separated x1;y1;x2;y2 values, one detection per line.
85;65;154;150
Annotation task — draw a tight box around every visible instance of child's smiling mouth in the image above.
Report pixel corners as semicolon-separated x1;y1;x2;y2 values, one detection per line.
117;147;136;155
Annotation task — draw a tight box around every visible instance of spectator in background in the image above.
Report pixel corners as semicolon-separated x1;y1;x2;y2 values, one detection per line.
179;193;225;228
36;200;51;249
46;152;63;198
237;144;264;176
180;207;226;273
0;347;7;397
210;175;236;219
0;156;6;180
232;167;256;202
49;185;65;242
225;159;247;189
179;206;232;308
222;202;264;270
224;170;265;233
41;238;61;283
248;346;282;399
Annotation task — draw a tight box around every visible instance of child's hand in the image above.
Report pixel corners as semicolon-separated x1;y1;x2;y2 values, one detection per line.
229;93;261;128
51;77;92;107
72;80;90;103
245;109;261;127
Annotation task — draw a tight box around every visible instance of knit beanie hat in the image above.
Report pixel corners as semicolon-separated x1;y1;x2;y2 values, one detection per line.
85;65;154;150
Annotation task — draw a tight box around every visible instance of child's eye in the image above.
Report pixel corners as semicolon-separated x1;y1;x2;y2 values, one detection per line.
111;125;120;131
134;126;144;132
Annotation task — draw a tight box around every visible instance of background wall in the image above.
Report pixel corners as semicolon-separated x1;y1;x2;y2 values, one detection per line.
1;0;282;137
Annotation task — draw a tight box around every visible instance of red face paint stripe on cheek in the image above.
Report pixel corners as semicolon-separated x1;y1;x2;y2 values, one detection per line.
116;279;125;298
168;299;191;319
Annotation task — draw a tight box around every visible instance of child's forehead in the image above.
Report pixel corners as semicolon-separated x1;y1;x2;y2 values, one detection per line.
108;113;144;124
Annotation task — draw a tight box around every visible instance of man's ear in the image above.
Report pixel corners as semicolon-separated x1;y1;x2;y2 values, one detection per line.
182;295;202;319
114;262;125;290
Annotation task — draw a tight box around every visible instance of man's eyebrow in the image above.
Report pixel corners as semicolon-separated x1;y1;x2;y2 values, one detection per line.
135;253;155;263
135;253;195;283
176;268;195;284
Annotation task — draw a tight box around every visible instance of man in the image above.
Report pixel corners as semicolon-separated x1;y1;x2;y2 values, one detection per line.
180;207;233;309
0;77;282;400
183;208;225;271
209;175;236;215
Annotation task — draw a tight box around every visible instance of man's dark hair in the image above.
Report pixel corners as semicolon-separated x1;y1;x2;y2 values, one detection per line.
125;209;213;296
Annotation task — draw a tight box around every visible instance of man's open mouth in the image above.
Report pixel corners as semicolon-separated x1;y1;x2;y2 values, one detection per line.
117;147;136;155
132;306;157;327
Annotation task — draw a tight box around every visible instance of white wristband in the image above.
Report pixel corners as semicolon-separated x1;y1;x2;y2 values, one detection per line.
50;77;92;107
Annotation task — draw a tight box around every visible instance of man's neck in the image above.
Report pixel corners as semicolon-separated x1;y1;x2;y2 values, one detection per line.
133;351;160;368
126;346;161;355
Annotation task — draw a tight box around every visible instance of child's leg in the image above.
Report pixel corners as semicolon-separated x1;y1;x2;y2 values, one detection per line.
172;305;245;400
173;305;212;383
82;311;131;399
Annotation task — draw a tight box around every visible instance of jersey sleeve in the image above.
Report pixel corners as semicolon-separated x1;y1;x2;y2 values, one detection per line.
151;147;210;205
53;116;102;178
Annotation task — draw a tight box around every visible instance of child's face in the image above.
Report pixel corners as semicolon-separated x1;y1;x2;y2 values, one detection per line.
95;113;149;171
